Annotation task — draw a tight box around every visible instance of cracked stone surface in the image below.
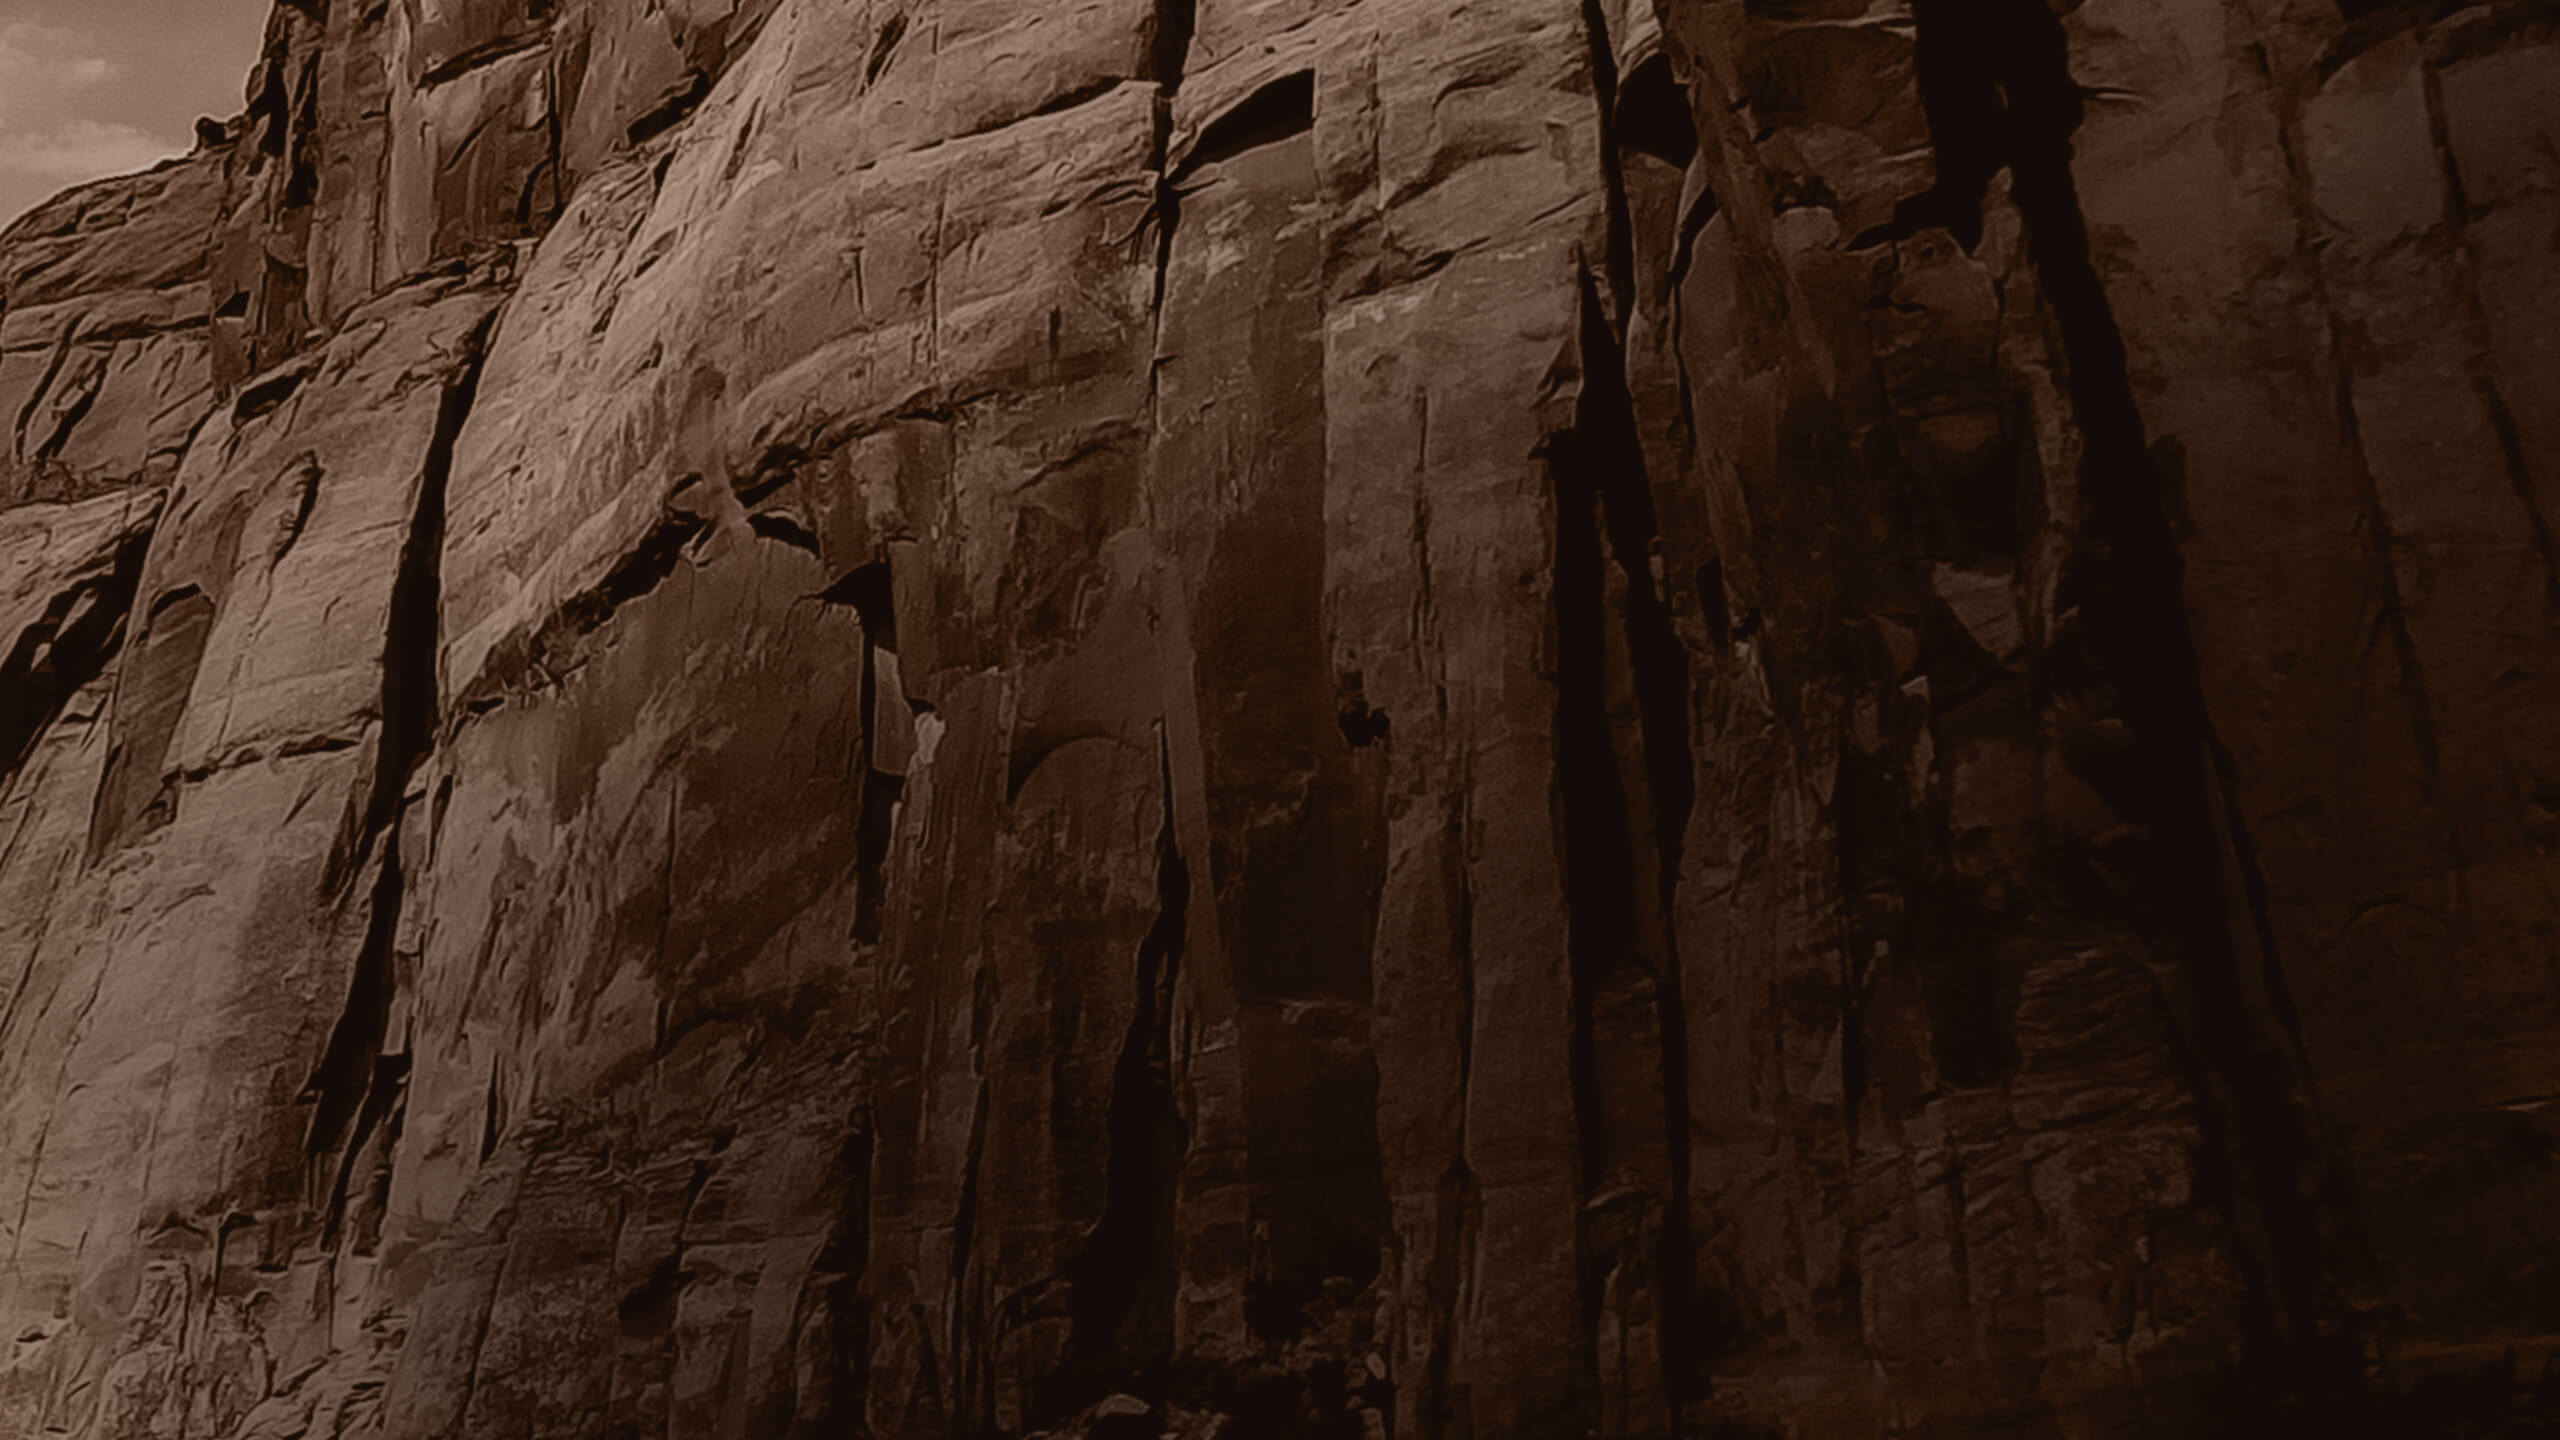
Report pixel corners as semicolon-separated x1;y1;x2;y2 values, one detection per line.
0;0;2554;1435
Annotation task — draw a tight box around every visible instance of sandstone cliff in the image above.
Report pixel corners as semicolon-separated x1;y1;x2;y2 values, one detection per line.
1;0;2555;1435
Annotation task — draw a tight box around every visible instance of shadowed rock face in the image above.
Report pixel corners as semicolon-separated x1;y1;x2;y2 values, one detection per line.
0;0;2554;1435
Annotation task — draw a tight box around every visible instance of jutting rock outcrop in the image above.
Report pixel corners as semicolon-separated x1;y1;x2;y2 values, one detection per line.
1;0;2555;1435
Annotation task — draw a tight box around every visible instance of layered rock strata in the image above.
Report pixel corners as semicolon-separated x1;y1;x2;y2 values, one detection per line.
0;0;2555;1435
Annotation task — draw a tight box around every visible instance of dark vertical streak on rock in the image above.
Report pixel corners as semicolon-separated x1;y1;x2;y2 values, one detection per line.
284;52;323;210
0;521;152;795
1578;0;1708;1400
450;1180;520;1437
1580;0;1639;319
1143;0;1194;444
796;1119;877;1435
1895;0;2351;1404
2209;734;2300;1049
851;789;906;950
1051;733;1190;1421
305;811;402;1159
305;304;495;1202
1147;0;1197;95
853;600;905;947
319;1043;410;1248
341;305;497;888
274;456;323;564
480;1054;505;1162
1548;258;1707;1422
1547;347;1626;1403
948;1077;991;1432
1418;783;1482;1440
1594;266;1708;1417
542;35;569;228
1451;800;1474;1130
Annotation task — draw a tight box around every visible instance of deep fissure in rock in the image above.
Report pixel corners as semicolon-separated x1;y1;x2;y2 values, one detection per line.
1580;0;1640;315
1148;0;1197;94
852;565;904;947
0;521;152;793
305;307;495;1217
1045;736;1190;1423
1173;71;1314;181
349;311;496;869
799;1119;878;1431
1577;0;1709;1402
1545;263;1713;1426
1893;0;2357;1405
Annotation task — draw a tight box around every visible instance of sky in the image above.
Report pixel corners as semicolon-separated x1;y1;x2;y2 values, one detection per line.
0;0;272;229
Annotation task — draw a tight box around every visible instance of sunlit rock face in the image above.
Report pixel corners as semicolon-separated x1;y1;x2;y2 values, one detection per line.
0;0;2555;1435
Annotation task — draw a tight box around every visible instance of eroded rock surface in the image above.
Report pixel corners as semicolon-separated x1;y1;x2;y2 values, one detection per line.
0;0;2554;1435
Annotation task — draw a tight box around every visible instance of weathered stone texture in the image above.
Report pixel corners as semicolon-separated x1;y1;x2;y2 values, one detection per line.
0;0;2555;1435
0;151;230;510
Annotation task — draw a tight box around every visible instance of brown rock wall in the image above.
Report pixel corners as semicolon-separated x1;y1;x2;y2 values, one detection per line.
0;0;2553;1435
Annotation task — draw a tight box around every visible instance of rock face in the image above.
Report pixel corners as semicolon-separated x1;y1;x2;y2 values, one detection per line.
1;0;2556;1435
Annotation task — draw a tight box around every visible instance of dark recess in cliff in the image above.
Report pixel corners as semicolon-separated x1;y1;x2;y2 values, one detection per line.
1;524;151;790
1173;72;1315;181
1884;0;2368;1415
1046;740;1191;1424
306;308;496;1188
1580;1;1710;1405
1546;260;1709;1422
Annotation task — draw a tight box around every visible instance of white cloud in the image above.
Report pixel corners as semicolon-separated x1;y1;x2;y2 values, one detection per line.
0;119;179;185
0;23;124;123
0;25;167;213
